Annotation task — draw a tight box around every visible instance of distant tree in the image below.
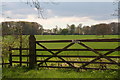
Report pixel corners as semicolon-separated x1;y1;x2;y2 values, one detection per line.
38;26;44;35
82;26;91;35
67;24;70;34
2;22;10;35
60;29;69;35
57;28;62;35
77;24;82;34
90;25;95;35
53;26;59;34
2;21;43;35
109;22;118;35
69;24;76;35
92;23;112;37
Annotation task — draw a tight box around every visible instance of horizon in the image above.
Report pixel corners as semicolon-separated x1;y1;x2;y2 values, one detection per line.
1;21;118;29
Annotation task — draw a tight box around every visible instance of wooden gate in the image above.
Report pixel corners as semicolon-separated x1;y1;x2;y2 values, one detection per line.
2;35;120;71
36;37;120;70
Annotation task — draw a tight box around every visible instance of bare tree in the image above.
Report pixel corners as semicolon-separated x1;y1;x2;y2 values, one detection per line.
25;0;44;18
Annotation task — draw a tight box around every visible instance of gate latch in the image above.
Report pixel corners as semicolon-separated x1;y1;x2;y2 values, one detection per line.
72;40;81;43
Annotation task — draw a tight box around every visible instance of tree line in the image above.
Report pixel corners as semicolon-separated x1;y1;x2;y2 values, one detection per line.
2;21;119;36
2;21;43;35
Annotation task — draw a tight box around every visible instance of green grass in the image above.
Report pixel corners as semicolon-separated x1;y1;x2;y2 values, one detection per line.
2;67;119;78
35;35;119;40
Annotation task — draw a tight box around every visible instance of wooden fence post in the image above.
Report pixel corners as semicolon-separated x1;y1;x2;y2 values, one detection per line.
2;56;4;67
9;46;12;66
29;35;36;68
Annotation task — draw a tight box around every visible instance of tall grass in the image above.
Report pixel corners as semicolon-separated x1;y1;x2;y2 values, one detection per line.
2;67;119;78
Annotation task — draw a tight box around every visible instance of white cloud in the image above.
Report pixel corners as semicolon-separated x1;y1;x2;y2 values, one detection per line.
4;11;12;15
33;16;117;29
27;14;38;19
46;9;53;14
3;10;27;19
34;8;38;11
44;9;55;18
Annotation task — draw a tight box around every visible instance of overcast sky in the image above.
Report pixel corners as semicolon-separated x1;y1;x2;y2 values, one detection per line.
1;2;118;29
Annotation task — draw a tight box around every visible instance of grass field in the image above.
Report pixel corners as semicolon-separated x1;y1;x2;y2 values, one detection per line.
2;67;120;78
2;35;120;78
35;35;119;40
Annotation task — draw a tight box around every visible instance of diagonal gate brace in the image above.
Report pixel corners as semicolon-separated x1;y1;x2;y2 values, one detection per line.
36;42;76;69
77;42;120;69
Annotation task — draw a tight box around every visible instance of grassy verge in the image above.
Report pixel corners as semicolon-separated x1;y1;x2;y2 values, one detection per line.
2;67;119;78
